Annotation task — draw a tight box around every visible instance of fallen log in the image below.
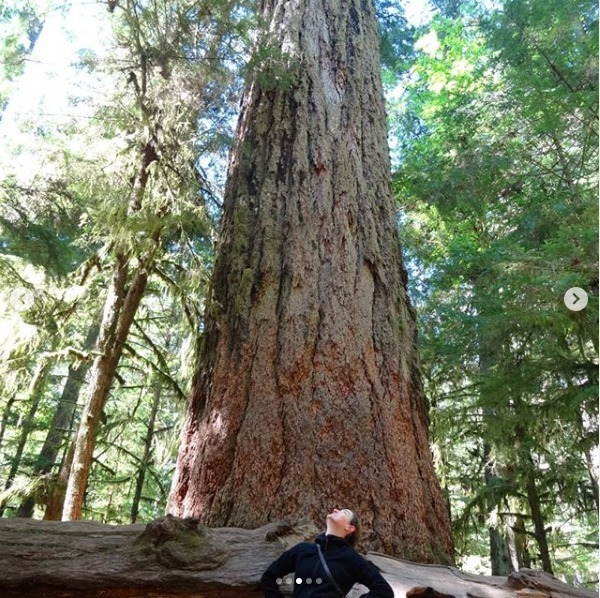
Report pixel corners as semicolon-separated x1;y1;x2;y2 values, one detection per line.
0;515;594;597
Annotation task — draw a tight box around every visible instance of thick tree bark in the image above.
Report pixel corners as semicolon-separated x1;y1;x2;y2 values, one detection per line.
16;323;99;518
62;263;148;520
0;516;595;598
168;0;452;562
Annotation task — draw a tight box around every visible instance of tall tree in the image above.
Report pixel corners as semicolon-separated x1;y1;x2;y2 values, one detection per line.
393;0;598;577
61;0;242;520
0;0;235;523
167;0;453;562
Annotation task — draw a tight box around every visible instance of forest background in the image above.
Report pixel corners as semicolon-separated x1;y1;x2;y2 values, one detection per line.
0;0;597;588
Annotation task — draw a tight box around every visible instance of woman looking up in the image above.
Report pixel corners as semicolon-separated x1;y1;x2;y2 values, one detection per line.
261;508;394;597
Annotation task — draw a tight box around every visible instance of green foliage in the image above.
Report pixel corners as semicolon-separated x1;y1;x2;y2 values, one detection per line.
375;0;415;73
393;0;598;583
0;0;48;114
0;0;252;523
246;42;298;92
0;0;596;585
0;177;90;276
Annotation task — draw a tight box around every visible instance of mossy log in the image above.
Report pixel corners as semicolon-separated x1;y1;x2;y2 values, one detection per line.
0;516;594;597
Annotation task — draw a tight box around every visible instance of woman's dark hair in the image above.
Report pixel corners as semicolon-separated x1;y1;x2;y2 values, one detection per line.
345;511;360;547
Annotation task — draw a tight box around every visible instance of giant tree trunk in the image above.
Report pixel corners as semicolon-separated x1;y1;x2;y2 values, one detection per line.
168;0;453;563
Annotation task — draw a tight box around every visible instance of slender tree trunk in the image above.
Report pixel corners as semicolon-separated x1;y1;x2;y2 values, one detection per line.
44;436;76;520
0;361;51;516
62;125;158;522
489;522;513;576
505;513;521;572
484;446;513;576
583;447;599;511
480;333;512;575
515;423;553;574
130;381;162;523
62;263;148;520
16;323;99;518
525;470;553;574
0;396;16;453
168;0;453;562
512;514;530;569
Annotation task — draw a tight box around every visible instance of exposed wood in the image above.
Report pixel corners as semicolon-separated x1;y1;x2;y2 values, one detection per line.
0;516;595;598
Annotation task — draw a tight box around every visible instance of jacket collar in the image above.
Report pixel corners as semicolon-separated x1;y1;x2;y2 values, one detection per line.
315;532;350;547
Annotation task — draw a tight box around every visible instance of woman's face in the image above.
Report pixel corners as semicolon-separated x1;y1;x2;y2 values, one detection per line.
326;508;355;535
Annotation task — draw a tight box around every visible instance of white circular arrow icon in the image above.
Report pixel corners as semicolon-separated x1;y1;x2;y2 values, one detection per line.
564;287;588;312
7;288;35;312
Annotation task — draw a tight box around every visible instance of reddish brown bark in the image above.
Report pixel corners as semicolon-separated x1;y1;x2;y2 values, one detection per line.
168;0;453;562
61;128;158;521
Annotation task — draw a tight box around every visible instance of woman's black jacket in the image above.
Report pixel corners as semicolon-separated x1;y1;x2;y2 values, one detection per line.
260;532;394;597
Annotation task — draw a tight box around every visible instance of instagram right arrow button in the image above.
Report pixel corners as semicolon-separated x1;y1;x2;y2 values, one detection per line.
564;287;588;311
